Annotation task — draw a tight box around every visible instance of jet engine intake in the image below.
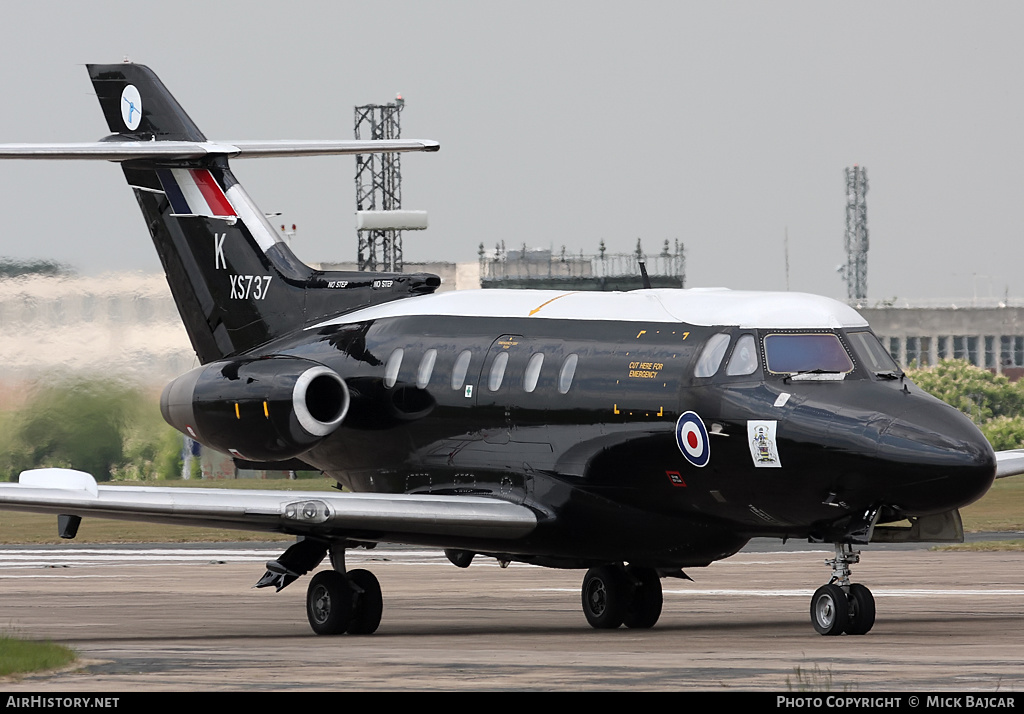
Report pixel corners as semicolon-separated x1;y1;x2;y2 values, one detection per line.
160;357;349;461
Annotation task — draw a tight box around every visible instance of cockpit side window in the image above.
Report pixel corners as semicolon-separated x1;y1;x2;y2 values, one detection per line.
763;333;854;374
725;334;759;376
694;333;731;378
847;331;901;375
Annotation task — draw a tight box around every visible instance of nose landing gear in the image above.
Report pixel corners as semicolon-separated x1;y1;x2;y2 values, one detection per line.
810;543;876;635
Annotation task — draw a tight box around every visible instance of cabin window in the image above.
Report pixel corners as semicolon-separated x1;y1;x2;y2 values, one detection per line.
763;333;853;374
489;351;509;391
694;333;730;378
524;352;544;393
725;334;759;376
416;349;437;389
558;353;579;394
384;348;404;388
451;350;472;390
848;331;899;374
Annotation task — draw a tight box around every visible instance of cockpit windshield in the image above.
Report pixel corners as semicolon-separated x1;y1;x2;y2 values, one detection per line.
763;333;854;375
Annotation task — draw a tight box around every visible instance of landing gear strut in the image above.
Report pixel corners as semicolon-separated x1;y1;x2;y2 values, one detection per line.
581;564;663;629
810;543;875;636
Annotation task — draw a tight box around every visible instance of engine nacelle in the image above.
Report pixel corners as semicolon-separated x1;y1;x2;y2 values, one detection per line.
160;357;349;462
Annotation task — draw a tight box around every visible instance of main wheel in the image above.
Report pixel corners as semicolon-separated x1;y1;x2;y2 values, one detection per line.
844;583;875;635
582;565;630;629
346;569;384;635
623;565;663;629
810;584;848;636
306;570;354;635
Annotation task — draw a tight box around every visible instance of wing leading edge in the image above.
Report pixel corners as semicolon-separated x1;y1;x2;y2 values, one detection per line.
0;469;537;542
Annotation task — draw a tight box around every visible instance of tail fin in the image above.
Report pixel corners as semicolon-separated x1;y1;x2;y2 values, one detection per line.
85;64;439;364
89;63;206;141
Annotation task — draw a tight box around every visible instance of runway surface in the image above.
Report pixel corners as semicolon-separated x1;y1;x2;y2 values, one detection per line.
1;543;1022;691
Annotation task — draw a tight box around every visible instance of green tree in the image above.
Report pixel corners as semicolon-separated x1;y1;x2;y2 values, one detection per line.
979;415;1024;451
14;379;139;481
906;359;1024;424
2;377;185;483
0;257;73;278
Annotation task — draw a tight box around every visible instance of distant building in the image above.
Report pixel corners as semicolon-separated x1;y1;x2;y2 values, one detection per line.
858;300;1024;379
479;244;685;291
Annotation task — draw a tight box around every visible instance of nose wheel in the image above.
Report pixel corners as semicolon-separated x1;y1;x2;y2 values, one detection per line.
810;544;876;635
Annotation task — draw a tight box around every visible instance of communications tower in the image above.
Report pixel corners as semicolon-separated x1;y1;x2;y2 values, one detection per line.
354;97;405;272
842;165;869;301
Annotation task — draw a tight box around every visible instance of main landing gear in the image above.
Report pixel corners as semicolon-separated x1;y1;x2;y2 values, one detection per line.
810;543;876;636
257;539;383;636
581;564;664;629
306;566;383;635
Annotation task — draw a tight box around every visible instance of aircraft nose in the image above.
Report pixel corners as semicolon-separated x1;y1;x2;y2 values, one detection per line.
877;401;995;515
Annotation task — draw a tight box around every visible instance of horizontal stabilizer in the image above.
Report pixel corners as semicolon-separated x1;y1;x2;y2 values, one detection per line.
0;139;439;161
0;468;537;542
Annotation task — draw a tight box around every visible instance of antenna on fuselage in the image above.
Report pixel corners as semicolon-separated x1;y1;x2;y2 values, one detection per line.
638;259;652;289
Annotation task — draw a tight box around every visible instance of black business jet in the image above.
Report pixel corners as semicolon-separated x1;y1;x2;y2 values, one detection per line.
1;64;1022;637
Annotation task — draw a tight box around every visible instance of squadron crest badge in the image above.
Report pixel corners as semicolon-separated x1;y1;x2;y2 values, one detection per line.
747;420;781;468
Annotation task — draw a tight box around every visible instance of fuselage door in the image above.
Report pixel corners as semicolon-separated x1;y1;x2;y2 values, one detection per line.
475;334;526;439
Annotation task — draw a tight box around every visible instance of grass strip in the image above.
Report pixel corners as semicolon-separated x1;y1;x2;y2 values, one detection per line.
0;635;76;677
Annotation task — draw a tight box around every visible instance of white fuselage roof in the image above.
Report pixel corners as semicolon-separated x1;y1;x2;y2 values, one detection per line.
312;288;869;331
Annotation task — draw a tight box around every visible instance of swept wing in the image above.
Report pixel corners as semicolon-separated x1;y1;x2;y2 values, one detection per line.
0;469;537;543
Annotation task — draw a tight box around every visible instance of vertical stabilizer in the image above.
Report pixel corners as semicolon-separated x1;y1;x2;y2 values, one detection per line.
85;64;439;364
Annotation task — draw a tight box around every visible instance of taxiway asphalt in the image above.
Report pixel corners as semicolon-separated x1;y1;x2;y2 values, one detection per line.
0;543;1022;691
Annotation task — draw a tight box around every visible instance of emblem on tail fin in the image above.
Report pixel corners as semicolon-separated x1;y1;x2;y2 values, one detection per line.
120;85;142;130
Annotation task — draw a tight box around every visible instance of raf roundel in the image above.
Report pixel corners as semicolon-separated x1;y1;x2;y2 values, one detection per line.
120;85;143;131
676;411;710;467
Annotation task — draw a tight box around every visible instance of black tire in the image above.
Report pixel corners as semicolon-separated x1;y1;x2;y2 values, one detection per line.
306;570;353;635
844;583;876;635
810;584;848;636
346;569;384;635
623;566;663;629
582;565;630;629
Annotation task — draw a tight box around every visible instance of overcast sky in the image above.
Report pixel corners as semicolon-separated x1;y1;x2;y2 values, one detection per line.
0;1;1021;301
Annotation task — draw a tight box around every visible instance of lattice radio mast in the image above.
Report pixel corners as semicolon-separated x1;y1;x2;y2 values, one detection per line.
354;97;404;272
842;165;869;301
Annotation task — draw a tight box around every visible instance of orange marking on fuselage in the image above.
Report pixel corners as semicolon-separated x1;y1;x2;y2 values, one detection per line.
528;292;577;316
